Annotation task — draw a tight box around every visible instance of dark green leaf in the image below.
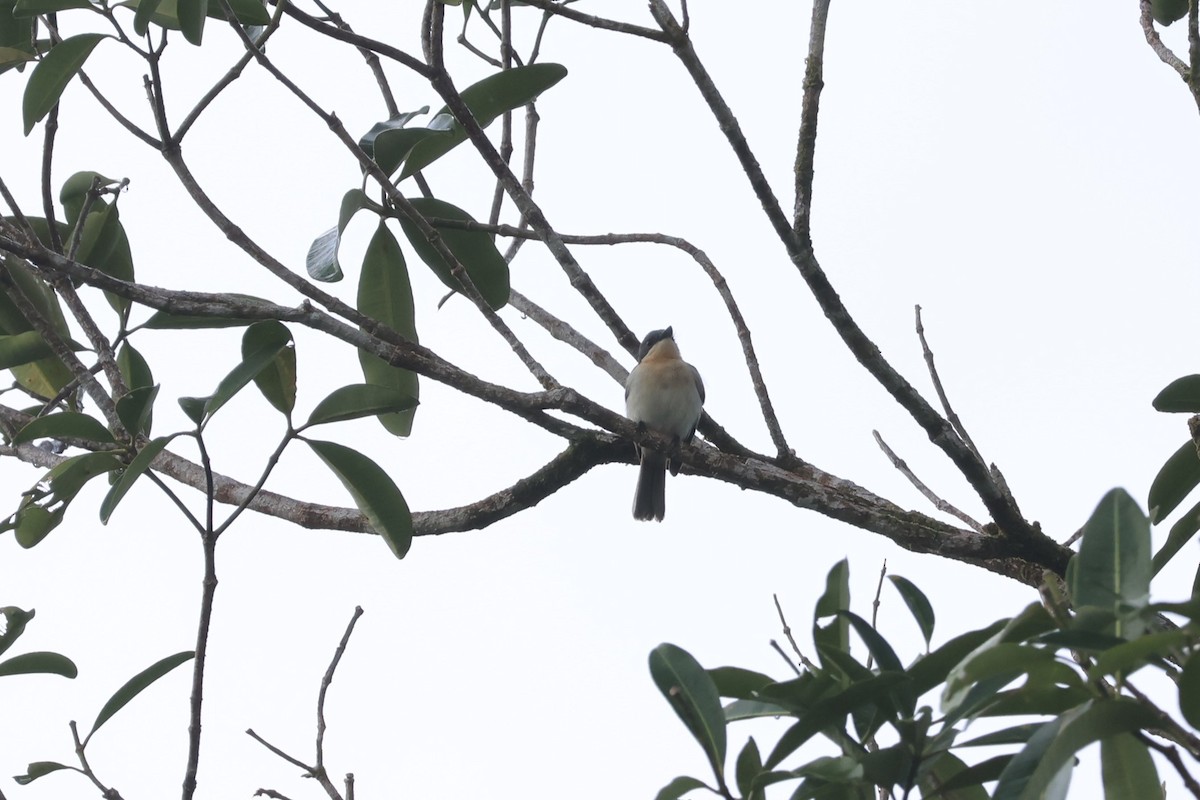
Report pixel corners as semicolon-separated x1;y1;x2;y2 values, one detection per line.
243;320;295;415
1179;651;1200;729
13;411;113;445
373;127;445;178
1153;497;1200;575
1101;733;1162;800
888;574;935;648
14;504;59;548
653;776;709;800
396;197;510;310
177;0;206;44
1070;488;1152;639
117;341;154;389
723;698;792;722
1087;628;1192;681
1152;0;1190;26
839;610;903;672
958;723;1041;747
100;434;177;524
116;384;158;438
765;672;909;769
134;0;164;35
1153;374;1200;412
13;761;71;785
735;738;762;799
648;643;727;780
178;396;206;426
306;439;412;558
13;0;92;16
87;650;194;740
22;33;106;135
1148;441;1200;523
0;606;34;657
707;666;775;700
303;383;418;429
813;559;850;657
980;685;1092;718
358;222;418;436
0;2;36;76
923;754;1008;798
995;699;1157;800
0;650;77;678
0;330;57;370
907;618;1007;696
306;188;375;282
198;320;292;421
402;63;567;178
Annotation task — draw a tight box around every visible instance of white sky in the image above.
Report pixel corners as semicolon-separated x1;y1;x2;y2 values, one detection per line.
1;1;1199;798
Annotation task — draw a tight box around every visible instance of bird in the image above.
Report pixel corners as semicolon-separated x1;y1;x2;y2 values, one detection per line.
624;326;705;521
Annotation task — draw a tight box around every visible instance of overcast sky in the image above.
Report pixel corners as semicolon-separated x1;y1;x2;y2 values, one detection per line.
2;2;1199;798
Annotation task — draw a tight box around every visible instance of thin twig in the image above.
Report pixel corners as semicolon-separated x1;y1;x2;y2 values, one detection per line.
873;430;984;532
507;0;668;42
793;0;830;235
1137;732;1200;798
866;561;887;670
769;639;802;677
773;594;817;671
1139;0;1189;77
71;720;125;799
40;103;63;253
316;607;364;774
77;71;161;148
311;1;400;117
246;729;312;772
914;306;983;462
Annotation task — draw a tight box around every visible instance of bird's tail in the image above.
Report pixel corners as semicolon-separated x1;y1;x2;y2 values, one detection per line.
633;449;668;521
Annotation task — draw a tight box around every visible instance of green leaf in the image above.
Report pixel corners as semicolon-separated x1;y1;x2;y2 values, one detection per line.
13;452;122;546
888;574;935;648
0;606;34;657
764;672;909;769
13;761;72;786
1087;628;1192;681
177;0;206;44
14;504;59;548
358;108;444;176
942;643;1060;716
1070;489;1152;639
305;439;412;558
117;341;154;389
1101;733;1162;800
116;384;159;438
22;33;107;135
1148;440;1200;523
13;411;114;445
12;0;91;14
117;0;270;35
907;618;1007;696
134;0;165;35
395;197;510;310
648;643;727;781
243;320;295;416
0;45;35;68
923;754;1009;799
198;320;292;422
1152;0;1189;26
1152;497;1200;575
723;698;792;721
358;222;419;436
99;434;177;524
0;330;57;369
839;610;903;672
13;0;93;16
994;699;1158;800
1179;651;1200;729
653;776;709;800
813;558;850;658
0;650;77;678
0;3;35;76
707;666;774;700
402;63;567;178
87;650;194;740
303;383;418;428
735;737;762;799
178;395;206;426
958;722;1041;748
1153;374;1200;411
306;188;374;282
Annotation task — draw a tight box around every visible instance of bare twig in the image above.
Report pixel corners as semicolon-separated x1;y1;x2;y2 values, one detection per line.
1140;0;1189;77
505;0;668;42
316;607;364;775
793;0;830;235
915;306;982;462
866;561;887;670
773;594;817;671
873;430;984;532
247;728;311;772
1137;733;1200;798
40;104;63;253
71;720;125;800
